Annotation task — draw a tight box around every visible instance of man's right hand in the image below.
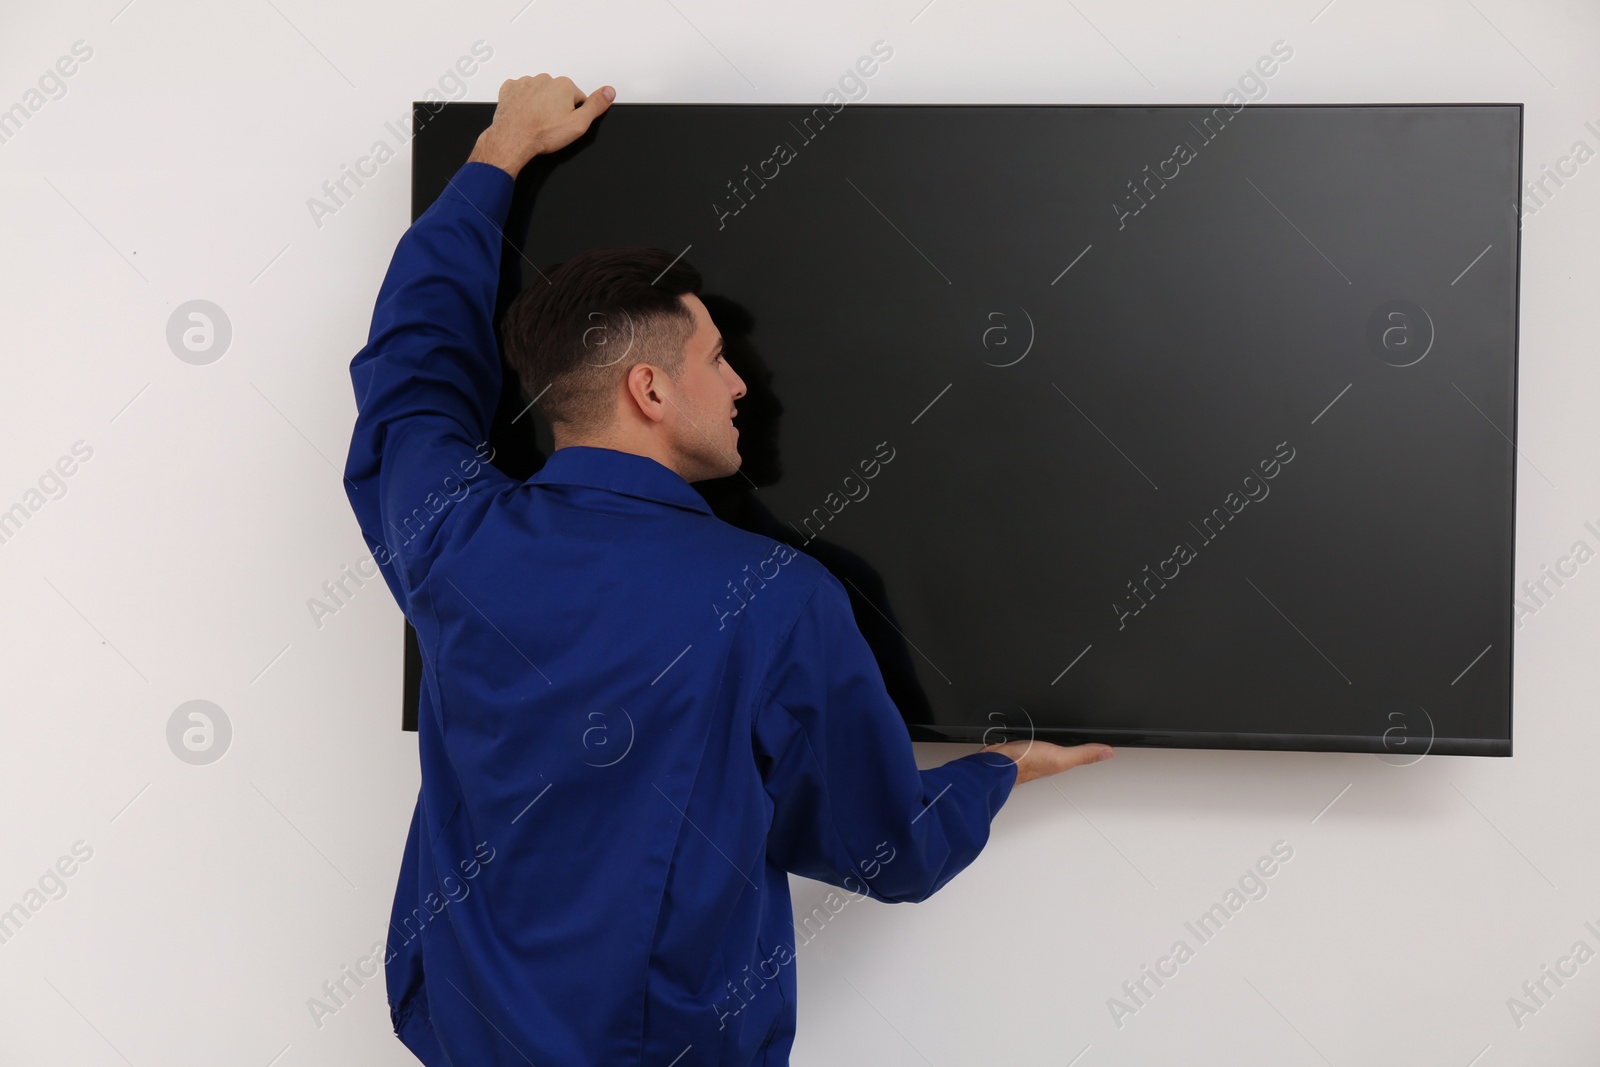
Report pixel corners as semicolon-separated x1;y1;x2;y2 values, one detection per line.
468;74;615;180
981;739;1114;786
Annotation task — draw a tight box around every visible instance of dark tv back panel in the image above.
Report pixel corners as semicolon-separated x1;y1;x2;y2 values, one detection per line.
403;101;1520;756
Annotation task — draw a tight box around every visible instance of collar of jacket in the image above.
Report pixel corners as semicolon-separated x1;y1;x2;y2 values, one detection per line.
525;445;714;517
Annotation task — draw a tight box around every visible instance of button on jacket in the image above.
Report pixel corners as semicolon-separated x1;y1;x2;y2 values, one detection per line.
343;159;1018;1066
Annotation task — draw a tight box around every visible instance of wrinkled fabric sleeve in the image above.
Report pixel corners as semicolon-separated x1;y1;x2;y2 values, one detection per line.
343;160;518;610
753;572;1019;904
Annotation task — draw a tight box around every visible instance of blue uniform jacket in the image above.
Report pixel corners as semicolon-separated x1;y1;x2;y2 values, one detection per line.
342;158;1018;1066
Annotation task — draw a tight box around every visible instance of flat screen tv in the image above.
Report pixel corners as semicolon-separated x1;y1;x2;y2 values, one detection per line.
397;100;1521;757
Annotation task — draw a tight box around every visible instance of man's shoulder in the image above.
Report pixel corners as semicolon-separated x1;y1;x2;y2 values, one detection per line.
693;519;835;630
699;518;833;584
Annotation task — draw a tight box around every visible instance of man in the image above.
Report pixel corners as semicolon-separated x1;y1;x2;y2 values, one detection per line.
343;74;1114;1066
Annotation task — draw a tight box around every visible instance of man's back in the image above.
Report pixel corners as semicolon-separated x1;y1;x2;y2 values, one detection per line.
383;445;856;1064
361;444;1016;1066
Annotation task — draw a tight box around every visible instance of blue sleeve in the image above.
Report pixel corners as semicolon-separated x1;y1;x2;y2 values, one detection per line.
753;572;1019;904
342;160;518;610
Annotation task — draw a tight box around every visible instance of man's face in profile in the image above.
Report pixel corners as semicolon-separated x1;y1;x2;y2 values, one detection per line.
669;293;747;482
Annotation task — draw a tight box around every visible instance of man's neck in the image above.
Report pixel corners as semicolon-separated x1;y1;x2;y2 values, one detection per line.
551;433;690;481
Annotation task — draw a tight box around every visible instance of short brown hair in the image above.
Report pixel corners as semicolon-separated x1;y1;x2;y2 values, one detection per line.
501;246;702;434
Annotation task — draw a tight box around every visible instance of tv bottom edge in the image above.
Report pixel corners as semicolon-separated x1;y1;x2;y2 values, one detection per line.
905;724;1511;757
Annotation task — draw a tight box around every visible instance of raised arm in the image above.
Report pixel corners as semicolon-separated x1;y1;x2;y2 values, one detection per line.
342;76;615;609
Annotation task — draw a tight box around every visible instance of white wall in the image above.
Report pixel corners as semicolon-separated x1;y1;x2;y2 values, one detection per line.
2;1;1596;1063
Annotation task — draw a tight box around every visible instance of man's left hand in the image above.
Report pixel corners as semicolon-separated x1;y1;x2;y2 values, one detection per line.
468;74;616;179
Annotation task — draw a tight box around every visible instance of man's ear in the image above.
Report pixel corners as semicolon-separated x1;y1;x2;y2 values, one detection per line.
625;363;670;425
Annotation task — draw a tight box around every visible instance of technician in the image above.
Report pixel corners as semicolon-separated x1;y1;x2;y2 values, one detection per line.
343;73;1114;1066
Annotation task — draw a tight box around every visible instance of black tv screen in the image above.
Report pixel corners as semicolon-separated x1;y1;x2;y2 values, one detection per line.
400;100;1521;757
